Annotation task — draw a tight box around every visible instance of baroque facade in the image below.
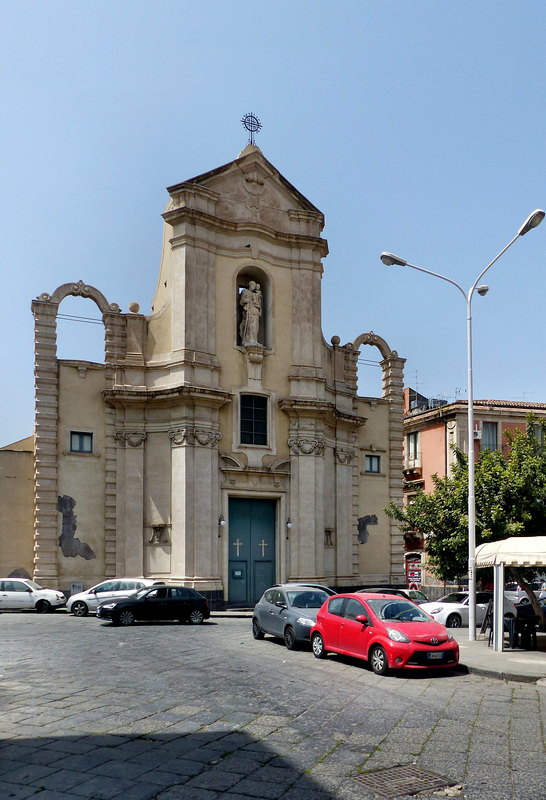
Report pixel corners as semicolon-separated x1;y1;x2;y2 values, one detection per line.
14;144;406;605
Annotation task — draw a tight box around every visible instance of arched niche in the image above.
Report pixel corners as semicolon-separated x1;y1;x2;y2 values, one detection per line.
236;266;272;350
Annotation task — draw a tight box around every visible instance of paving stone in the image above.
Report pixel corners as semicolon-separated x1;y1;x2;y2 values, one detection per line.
68;775;134;798
1;764;58;785
29;769;87;792
225;777;285;798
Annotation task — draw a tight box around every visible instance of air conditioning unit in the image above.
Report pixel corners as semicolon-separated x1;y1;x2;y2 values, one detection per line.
473;430;482;440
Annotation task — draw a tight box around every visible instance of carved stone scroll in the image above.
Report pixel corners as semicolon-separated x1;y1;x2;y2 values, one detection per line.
288;437;326;456
115;431;147;448
169;427;221;447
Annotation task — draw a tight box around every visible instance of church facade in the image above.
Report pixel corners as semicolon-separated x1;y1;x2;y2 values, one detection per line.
21;144;406;605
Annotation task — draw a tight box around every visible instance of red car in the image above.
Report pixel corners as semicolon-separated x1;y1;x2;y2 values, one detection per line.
310;592;459;675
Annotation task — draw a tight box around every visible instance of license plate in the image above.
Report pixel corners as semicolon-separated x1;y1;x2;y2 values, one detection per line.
427;652;444;660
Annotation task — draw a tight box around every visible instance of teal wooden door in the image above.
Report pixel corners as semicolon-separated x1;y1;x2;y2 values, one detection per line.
228;498;276;605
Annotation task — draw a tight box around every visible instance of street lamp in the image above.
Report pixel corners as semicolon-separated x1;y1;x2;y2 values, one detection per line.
381;209;545;641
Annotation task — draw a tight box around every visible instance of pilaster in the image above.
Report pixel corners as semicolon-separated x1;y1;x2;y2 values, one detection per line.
32;299;60;586
381;353;406;581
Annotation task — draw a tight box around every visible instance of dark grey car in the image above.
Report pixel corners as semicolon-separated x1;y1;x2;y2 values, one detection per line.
252;584;333;650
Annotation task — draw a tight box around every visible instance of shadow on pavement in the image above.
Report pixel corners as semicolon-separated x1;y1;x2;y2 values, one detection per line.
0;729;344;800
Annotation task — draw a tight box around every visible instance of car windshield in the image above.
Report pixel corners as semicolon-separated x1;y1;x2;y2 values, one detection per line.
286;590;330;608
366;598;433;622
410;590;428;602
133;587;153;599
26;580;42;589
439;593;468;604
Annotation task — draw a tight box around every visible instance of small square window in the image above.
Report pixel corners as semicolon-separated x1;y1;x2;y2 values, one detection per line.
70;432;93;453
365;455;380;473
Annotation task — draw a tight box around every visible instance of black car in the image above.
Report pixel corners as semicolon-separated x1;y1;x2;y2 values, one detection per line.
96;584;210;626
357;587;429;604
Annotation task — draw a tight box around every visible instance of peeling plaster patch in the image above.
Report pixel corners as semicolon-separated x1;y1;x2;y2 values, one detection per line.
8;568;31;579
357;514;378;544
57;495;96;560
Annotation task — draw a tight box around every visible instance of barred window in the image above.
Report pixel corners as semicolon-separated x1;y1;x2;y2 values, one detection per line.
240;395;268;446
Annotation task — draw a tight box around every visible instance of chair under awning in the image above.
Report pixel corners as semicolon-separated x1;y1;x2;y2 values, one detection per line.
475;536;546;651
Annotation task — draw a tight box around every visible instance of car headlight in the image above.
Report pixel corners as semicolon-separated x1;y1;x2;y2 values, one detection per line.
429;607;442;615
100;603;117;610
387;627;410;643
447;631;454;641
296;617;314;627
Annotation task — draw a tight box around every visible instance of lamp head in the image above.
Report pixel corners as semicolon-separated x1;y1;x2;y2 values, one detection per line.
518;209;545;236
380;252;407;267
477;285;489;296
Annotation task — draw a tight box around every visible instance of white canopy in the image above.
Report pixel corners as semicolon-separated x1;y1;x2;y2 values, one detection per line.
475;536;546;567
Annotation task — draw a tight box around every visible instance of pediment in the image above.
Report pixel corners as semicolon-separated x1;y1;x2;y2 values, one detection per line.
166;146;324;237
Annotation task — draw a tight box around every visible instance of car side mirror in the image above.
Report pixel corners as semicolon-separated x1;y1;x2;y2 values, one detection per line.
355;614;370;626
276;601;286;609
27;588;33;593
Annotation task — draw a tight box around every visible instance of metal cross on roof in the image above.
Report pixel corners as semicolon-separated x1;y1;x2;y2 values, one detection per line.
241;112;262;145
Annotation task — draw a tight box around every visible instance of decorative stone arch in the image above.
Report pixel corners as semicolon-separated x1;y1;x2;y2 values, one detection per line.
43;280;120;315
31;281;123;588
352;330;406;583
235;265;272;350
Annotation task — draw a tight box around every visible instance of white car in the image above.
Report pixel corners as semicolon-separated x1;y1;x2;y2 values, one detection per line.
504;582;541;605
67;578;161;616
420;591;516;629
0;578;66;613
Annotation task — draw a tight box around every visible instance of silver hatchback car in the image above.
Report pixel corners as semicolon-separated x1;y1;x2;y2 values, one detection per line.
252;584;334;650
67;578;161;616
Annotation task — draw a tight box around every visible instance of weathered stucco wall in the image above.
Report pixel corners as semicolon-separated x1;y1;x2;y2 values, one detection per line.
0;442;34;577
57;362;106;588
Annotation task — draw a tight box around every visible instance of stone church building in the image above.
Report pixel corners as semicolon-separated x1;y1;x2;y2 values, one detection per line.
4;143;406;606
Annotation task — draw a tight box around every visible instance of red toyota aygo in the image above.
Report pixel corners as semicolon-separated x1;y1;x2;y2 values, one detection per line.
310;592;459;675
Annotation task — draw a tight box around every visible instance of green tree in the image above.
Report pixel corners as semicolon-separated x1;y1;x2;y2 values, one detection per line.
386;416;546;624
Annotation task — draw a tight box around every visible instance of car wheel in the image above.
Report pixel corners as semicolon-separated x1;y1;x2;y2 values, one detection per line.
311;632;327;659
504;612;514;619
35;600;51;614
446;613;462;628
370;645;389;675
189;609;204;625
118;610;135;626
252;618;265;639
519;597;529;604
284;625;298;650
71;601;88;617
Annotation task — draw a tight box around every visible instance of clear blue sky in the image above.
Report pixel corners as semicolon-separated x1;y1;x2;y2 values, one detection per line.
2;1;545;445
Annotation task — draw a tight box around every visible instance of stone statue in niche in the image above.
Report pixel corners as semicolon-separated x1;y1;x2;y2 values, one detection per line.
239;280;262;345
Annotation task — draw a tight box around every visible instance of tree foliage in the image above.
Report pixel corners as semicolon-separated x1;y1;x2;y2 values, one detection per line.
386;417;546;594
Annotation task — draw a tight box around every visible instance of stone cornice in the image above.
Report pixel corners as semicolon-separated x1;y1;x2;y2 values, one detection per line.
278;398;366;427
103;384;233;410
163;206;328;257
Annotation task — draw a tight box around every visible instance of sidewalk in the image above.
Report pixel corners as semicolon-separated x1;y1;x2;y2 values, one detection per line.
453;629;546;684
212;610;546;684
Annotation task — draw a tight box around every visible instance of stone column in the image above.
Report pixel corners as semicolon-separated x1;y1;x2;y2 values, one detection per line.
287;434;326;581
381;353;406;582
32;299;60;586
334;445;358;581
169;425;223;591
115;430;146;576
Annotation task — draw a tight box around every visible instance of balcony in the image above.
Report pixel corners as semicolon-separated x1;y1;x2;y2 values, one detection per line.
404;453;422;471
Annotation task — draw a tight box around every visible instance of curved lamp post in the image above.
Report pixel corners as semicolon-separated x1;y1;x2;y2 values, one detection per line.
381;209;545;641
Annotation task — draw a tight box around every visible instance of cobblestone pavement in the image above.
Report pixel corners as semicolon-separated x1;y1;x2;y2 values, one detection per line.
0;613;545;800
